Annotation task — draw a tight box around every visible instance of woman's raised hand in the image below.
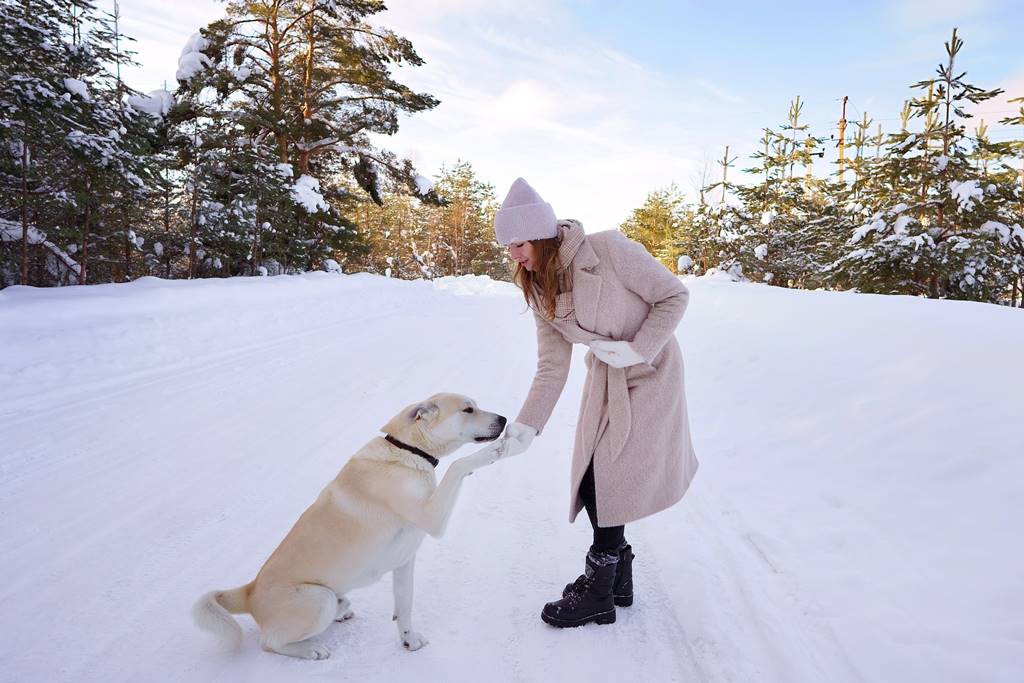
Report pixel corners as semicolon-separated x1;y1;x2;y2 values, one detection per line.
503;421;537;456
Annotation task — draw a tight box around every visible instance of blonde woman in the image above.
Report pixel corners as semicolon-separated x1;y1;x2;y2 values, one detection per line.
497;178;699;628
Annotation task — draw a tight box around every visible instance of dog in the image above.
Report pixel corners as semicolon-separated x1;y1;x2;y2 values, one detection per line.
192;392;512;659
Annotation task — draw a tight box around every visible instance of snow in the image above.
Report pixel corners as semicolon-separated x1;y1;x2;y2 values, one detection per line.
1;274;1022;682
754;243;768;260
893;214;913;235
677;254;694;273
413;174;434;196
0;218;80;278
292;174;329;213
702;264;745;282
850;217;885;243
950;180;984;211
176;32;212;82
63;77;90;101
979;220;1011;244
127;89;175;119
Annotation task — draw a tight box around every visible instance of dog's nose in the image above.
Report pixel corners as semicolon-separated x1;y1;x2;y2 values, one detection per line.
496;415;508;429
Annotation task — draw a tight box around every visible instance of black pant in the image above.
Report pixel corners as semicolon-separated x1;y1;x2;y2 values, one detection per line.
578;460;625;552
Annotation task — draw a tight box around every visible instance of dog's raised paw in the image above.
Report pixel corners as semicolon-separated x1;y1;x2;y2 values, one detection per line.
402;631;428;651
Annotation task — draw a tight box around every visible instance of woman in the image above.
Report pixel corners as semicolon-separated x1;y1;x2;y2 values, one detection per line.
497;177;699;628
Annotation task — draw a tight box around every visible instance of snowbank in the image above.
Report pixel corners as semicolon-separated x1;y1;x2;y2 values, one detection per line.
1;273;1021;682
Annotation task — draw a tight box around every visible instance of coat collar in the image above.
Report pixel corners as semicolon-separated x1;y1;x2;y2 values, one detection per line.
570;235;602;331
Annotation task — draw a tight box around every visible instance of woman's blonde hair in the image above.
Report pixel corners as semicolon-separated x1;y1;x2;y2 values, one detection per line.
512;235;566;320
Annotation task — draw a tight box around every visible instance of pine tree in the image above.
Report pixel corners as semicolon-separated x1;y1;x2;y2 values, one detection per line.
0;0;80;285
431;161;503;279
712;97;841;287
620;184;686;270
827;28;1016;302
996;97;1024;304
172;0;440;273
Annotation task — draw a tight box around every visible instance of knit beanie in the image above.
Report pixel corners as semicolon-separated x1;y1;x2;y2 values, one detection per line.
493;177;558;245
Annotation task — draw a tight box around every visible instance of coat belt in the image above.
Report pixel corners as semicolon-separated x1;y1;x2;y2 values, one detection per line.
580;351;632;463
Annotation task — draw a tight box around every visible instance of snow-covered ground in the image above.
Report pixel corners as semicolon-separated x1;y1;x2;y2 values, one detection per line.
1;272;1022;682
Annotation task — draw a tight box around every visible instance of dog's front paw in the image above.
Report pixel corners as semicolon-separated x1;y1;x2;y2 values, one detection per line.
336;597;354;621
401;630;428;651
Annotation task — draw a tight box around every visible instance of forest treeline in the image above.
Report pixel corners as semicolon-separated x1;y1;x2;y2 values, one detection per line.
2;5;1021;306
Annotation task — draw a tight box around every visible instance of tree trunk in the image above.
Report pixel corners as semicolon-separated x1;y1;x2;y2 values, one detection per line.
163;180;171;278
268;2;289;164
124;226;132;282
189;184;198;279
80;198;90;285
20;139;29;285
298;0;316;175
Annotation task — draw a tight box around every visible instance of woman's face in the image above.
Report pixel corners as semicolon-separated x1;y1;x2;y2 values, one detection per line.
507;240;537;271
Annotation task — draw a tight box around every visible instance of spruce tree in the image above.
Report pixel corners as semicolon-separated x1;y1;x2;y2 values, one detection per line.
827;28;1015;302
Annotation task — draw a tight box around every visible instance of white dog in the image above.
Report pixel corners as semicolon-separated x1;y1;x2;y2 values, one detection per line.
193;393;514;659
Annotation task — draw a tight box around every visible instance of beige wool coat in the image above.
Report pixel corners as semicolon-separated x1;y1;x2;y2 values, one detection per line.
515;222;699;527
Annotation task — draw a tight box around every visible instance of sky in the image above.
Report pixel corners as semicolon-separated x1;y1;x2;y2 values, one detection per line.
115;0;1024;232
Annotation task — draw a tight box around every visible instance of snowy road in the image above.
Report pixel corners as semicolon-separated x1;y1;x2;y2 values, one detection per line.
2;273;1021;682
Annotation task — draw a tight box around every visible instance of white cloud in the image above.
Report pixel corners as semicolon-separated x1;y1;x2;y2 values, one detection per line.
889;0;997;26
109;0;726;230
369;2;720;230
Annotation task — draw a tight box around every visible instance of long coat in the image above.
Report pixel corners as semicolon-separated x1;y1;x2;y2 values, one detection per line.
515;227;699;526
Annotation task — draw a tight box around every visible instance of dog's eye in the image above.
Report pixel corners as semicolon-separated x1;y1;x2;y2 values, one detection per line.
463;407;474;413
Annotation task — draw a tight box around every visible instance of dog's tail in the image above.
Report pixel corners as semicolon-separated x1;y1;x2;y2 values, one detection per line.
192;583;252;648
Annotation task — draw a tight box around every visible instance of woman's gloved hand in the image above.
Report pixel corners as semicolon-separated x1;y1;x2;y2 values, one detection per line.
588;340;646;368
503;421;537;456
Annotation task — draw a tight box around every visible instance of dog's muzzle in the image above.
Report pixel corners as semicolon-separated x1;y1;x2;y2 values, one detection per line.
474;415;508;442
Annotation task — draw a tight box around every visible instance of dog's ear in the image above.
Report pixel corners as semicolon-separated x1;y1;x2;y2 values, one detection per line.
410;401;439;422
380;401;440;435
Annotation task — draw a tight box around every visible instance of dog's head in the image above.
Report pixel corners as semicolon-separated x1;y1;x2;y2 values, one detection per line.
380;392;507;458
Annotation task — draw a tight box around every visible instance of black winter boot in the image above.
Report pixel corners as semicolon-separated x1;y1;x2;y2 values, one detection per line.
542;548;617;628
563;542;634;607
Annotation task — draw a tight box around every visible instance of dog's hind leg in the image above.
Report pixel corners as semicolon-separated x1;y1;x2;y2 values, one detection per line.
335;596;354;622
393;558;428;651
258;583;338;660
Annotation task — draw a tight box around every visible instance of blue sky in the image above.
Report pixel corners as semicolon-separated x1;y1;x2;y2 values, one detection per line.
116;0;1023;231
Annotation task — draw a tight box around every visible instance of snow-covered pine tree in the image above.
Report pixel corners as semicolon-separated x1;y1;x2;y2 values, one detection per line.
0;0;81;285
714;98;842;288
827;28;1017;302
174;0;440;273
996;97;1024;304
1;0;159;286
55;0;159;284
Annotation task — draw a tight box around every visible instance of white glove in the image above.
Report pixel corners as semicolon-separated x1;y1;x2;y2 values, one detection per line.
588;340;646;369
503;421;537;456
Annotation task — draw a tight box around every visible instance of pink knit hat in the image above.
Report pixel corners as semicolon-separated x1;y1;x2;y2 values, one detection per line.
493;177;558;245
